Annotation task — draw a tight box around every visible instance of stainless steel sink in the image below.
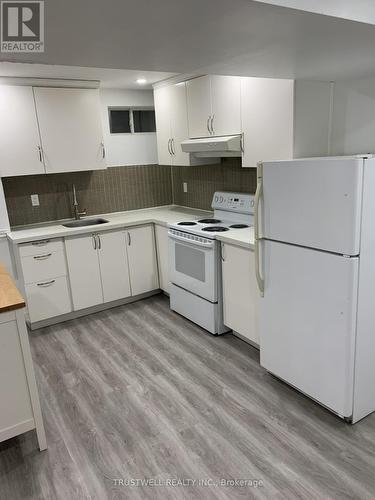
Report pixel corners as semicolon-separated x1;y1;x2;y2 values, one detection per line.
62;218;109;228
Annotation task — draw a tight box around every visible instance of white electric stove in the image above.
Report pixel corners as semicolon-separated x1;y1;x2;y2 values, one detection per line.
168;191;254;334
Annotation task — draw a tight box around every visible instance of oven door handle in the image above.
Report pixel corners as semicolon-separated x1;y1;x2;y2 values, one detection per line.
168;231;215;249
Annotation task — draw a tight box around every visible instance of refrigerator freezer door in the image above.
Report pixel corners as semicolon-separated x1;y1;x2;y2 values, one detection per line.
260;240;358;418
262;158;363;255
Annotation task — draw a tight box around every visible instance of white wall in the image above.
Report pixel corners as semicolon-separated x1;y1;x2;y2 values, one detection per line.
331;76;375;156
294;80;332;158
100;89;158;167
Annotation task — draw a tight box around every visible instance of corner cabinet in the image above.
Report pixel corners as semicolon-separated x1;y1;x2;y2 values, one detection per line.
34;88;105;173
240;77;294;168
0;86;45;177
221;243;259;345
186;75;241;138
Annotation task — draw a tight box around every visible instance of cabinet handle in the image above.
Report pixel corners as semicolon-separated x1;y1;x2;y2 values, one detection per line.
171;138;176;155
207;116;211;134
101;142;106;159
92;234;97;250
37;145;43;162
127;232;131;246
97;234;101;249
210;115;215;135
33;253;52;260
167;139;172;155
221;243;225;262
37;279;55;287
240;132;244;153
32;239;50;246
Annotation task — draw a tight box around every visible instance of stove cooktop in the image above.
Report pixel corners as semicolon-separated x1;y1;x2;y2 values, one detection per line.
169;217;252;239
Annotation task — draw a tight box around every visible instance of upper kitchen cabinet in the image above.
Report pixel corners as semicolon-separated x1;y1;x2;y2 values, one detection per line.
154;83;207;166
186;75;241;138
240;77;294;168
33;88;106;173
0;86;45;177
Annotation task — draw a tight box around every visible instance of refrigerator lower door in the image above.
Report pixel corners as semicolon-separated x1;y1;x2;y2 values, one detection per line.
260;240;358;418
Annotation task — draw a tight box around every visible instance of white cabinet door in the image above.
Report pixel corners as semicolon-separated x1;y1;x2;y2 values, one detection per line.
186;76;212;138
126;225;159;296
155;224;169;293
154;86;173;166
65;233;103;310
25;276;72;323
97;230;131;303
221;243;259;345
210;76;241;136
34;88;105;173
169;83;191;166
0;86;45;177
241;77;294;168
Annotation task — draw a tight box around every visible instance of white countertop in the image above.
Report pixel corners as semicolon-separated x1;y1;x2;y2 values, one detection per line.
8;205;211;244
216;226;255;250
8;204;254;249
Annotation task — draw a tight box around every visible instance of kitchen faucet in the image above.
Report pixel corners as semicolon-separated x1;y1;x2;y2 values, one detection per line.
72;184;86;220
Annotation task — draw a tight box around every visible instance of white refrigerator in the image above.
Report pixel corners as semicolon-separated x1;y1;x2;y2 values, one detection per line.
255;156;375;423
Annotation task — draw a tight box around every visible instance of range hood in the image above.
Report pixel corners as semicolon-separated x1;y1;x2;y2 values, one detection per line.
181;135;242;157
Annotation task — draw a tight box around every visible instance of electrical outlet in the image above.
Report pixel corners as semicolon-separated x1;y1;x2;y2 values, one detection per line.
183;182;188;193
31;194;39;207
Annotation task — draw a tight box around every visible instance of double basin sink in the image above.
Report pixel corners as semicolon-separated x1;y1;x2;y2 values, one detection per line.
62;218;109;228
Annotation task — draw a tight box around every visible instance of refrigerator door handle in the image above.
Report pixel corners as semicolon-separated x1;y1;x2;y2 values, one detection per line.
255;161;264;297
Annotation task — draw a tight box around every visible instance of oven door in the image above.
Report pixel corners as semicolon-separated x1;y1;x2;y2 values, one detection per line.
168;229;217;302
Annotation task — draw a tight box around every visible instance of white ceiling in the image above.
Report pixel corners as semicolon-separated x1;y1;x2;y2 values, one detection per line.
0;63;176;89
2;0;375;81
254;0;375;26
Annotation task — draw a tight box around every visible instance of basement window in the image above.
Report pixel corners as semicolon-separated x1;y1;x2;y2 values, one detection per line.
108;108;156;134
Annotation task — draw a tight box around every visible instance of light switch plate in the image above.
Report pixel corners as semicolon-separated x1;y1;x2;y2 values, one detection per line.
31;194;39;207
183;182;188;193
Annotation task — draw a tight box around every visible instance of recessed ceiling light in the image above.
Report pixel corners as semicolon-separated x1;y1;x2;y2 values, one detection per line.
136;78;147;85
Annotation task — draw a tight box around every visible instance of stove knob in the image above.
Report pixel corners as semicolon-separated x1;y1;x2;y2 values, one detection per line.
214;195;219;203
219;196;224;203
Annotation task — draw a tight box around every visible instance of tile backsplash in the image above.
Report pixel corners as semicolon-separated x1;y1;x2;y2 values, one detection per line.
3;158;256;227
3;165;172;227
172;158;256;210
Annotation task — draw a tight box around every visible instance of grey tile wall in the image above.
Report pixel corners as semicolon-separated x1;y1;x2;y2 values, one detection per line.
3;165;172;227
3;158;256;227
171;158;257;210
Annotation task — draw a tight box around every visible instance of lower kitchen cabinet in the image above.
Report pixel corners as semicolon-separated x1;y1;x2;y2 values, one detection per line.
25;277;72;323
155;224;169;293
65;225;158;312
97;230;131;303
221;243;259;345
65;233;104;310
18;237;72;324
126;225;159;295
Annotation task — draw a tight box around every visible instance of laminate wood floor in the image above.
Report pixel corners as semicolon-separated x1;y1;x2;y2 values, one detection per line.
1;295;375;499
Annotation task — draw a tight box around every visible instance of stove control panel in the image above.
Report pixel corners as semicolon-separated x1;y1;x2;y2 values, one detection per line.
211;191;255;214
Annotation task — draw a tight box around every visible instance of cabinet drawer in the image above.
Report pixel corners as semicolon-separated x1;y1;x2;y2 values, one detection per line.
19;238;63;257
21;250;67;284
25;276;72;323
